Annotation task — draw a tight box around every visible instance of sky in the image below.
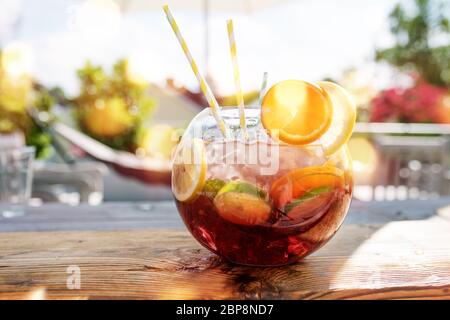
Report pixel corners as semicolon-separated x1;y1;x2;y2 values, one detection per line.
0;0;404;96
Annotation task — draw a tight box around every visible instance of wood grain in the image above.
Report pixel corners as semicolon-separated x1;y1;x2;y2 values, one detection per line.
0;218;449;300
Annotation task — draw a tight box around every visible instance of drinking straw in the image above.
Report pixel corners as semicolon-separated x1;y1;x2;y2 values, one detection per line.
163;5;229;138
257;72;268;107
226;19;248;140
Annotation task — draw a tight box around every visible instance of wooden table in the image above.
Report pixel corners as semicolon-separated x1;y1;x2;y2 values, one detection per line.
0;199;449;300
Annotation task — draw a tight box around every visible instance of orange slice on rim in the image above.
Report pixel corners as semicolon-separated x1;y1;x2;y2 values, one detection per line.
269;165;345;209
261;80;332;145
316;81;356;156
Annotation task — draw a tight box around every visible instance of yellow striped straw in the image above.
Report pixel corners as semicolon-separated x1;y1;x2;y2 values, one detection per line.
226;19;248;140
163;5;229;138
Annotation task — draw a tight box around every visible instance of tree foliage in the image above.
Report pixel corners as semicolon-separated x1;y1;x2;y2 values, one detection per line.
376;0;450;87
73;59;155;151
0;50;55;158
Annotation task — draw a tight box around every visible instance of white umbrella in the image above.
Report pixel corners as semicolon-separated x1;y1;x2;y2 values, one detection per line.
115;0;290;75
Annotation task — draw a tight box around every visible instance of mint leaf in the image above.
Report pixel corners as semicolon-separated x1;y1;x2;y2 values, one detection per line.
284;186;332;213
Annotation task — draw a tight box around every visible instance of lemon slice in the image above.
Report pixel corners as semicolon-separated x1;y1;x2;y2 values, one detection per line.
316;81;356;156
261;80;333;145
171;138;207;202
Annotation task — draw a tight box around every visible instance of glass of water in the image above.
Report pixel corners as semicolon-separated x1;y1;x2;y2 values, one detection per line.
0;147;35;217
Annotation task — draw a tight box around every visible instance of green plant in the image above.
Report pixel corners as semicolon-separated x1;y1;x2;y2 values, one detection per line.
73;59;155;151
0;50;55;158
376;0;450;87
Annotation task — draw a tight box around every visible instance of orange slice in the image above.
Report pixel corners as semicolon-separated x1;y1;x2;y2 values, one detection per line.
261;80;332;145
269;165;344;209
316;81;356;156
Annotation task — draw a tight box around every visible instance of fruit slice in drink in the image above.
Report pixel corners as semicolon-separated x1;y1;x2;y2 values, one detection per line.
270;166;345;217
283;186;335;221
214;181;271;226
203;178;226;198
172;138;207;202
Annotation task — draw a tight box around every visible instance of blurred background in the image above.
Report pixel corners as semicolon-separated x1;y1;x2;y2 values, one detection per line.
0;0;449;206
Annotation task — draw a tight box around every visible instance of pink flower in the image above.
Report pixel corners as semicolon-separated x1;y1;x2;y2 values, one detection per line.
370;81;448;123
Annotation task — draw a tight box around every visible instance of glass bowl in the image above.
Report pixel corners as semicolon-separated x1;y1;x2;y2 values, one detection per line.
172;107;352;266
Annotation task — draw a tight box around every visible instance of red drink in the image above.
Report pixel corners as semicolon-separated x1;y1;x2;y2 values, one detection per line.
176;187;351;266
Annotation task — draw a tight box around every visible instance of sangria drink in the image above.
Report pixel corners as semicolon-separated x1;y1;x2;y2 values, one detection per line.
172;81;356;266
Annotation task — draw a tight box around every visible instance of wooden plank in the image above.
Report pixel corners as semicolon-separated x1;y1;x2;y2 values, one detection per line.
0;218;449;300
0;202;184;232
1;198;449;232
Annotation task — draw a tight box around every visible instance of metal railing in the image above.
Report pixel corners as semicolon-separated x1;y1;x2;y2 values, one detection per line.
353;123;450;201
